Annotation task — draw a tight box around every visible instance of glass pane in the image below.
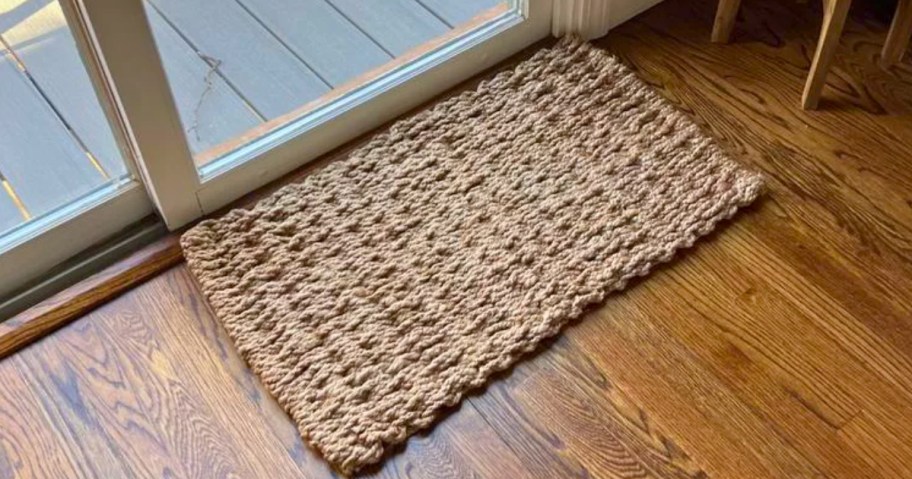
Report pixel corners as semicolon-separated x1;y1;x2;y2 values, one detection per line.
0;0;132;241
142;0;510;171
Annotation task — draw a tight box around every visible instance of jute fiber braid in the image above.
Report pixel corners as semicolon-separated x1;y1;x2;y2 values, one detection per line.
181;37;763;475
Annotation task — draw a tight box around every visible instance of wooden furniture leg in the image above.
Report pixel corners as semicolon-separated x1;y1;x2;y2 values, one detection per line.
801;0;851;110
882;0;912;66
712;0;742;43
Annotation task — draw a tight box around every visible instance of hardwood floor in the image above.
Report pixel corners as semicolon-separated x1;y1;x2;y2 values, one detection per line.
3;0;912;477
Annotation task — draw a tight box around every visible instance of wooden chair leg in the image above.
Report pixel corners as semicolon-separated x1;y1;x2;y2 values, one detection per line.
712;0;742;43
801;0;851;110
882;0;912;66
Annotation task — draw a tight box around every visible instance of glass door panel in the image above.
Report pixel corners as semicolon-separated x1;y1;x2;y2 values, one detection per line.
141;0;509;172
0;0;546;303
0;0;133;241
0;0;151;301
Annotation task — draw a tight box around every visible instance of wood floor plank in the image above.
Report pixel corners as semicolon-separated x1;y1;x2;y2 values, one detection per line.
0;188;22;235
363;402;534;479
0;236;183;360
470;337;708;479
417;0;504;27
147;0;330;119
0;46;105;218
652;222;912;469
132;267;327;478
327;0;449;56
18;330;202;479
470;384;590;478
593;5;912;476
603;0;912;375
5;268;308;479
838;410;912;478
0;0;126;180
0;356;98;479
91;271;304;479
599;0;912;368
608;228;890;478
567;299;822;478
144;5;261;155
235;0;391;86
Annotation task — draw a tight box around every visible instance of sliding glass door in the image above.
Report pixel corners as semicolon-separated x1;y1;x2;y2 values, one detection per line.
140;0;511;168
0;0;152;301
96;0;552;226
0;0;552;304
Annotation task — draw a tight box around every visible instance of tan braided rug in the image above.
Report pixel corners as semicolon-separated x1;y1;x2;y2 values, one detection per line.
181;38;763;474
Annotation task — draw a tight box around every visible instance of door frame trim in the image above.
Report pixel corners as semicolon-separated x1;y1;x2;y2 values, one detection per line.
0;181;153;301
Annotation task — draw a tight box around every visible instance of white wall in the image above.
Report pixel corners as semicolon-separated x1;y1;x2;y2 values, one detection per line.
552;0;664;39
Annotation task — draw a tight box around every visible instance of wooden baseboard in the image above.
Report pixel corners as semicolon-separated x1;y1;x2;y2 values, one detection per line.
0;236;183;359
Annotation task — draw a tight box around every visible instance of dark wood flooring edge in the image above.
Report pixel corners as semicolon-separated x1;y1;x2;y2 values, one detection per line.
0;236;183;359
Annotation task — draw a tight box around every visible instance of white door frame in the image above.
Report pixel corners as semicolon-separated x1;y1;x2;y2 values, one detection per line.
1;0;666;301
70;0;662;230
552;0;662;39
70;0;202;229
77;0;554;229
0;0;160;301
0;182;152;301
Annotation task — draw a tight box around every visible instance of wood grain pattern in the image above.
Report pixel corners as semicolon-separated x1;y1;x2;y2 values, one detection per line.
595;228;889;478
3;0;912;477
360;399;534;479
0;236;182;360
838;410;912;477
469;338;709;479
566;296;822;479
0;355;100;478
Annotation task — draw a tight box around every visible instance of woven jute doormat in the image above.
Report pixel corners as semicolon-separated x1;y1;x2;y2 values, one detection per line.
181;37;763;475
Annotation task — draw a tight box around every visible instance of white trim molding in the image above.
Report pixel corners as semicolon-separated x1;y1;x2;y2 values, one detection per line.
0;181;152;300
551;0;663;39
552;0;611;39
72;0;203;229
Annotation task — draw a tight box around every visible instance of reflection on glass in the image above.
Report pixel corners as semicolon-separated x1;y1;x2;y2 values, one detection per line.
142;0;507;168
0;0;131;240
